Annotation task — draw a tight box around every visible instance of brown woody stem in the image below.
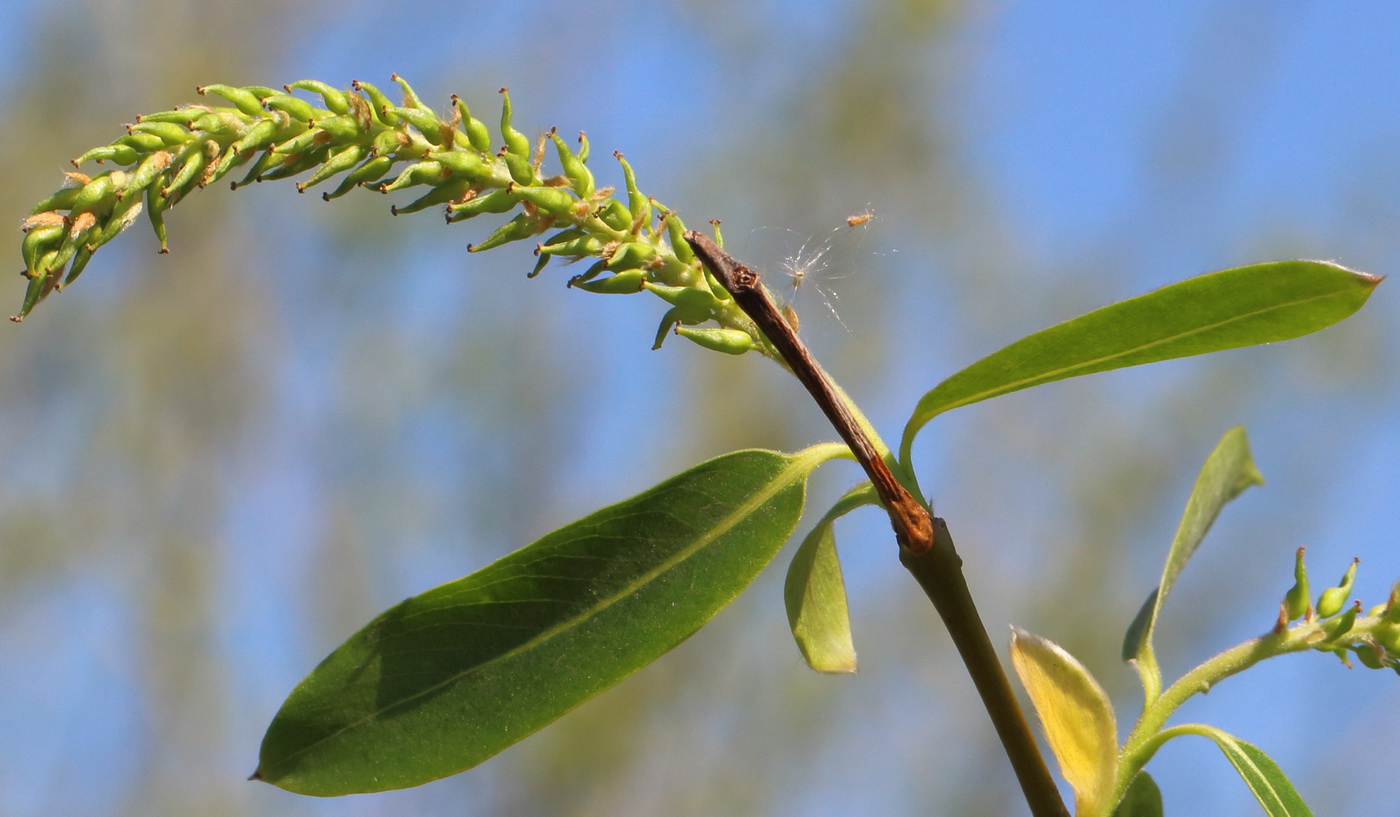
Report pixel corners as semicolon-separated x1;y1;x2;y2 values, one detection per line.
685;230;1068;817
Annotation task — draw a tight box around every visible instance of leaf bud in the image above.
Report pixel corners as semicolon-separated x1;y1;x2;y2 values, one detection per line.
1316;558;1358;619
675;326;756;355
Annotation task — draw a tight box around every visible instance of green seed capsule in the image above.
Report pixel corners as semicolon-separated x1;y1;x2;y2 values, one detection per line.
1316;558;1359;619
229;148;282;189
1376;624;1400;655
15;251;61;319
642;280;718;317
351;80;397;126
390;179;472;215
308;114;364;141
130;120;193;147
322;154;396;200
286;80;350;115
164;144;210;200
596;199;633;232
69;172;119;216
550;131;595;200
498;87;531;158
21;221;67;276
469;212;544;252
295;144;370;193
539;232;604;258
27;187;83;216
390;73;426;109
675;326;756;355
1383;582;1400;625
606;241;659;272
1283;546;1311;622
389;106;449;146
136;105;211;125
261;92;319;122
508;183;577;217
257;145;331;182
379;160;444;193
446;189;517;222
197;84;267;117
502;151;535;186
428;148;488;178
188;110;246;139
145;185;170;252
1321;600;1361;644
114;131;167;153
270;126;330;157
661;209;695;265
452;95;493;153
571;269;645;294
72;143;139;167
614;151;651;233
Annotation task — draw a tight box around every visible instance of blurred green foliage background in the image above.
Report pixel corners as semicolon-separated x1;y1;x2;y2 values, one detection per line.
1;1;1396;815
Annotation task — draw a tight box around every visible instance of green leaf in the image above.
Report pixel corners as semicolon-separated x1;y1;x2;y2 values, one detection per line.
1010;627;1119;817
1112;771;1164;817
900;261;1382;461
1185;725;1314;817
255;443;848;795
783;483;878;673
1123;427;1264;701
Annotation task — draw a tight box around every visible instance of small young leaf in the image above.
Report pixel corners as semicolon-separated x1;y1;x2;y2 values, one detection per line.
900;261;1382;461
1112;771;1164;817
255;443;848;795
1185;725;1315;817
1010;627;1119;817
783;483;878;673
1123;427;1264;700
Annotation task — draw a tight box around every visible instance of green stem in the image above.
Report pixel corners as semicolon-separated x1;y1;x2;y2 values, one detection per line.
1115;625;1318;804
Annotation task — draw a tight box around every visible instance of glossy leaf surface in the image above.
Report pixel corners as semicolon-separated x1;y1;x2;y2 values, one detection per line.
256;444;847;795
902;261;1382;460
1123;427;1264;699
1010;627;1118;817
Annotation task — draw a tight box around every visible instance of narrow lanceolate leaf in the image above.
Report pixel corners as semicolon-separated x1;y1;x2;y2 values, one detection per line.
1010;627;1119;817
901;261;1382;460
1123;427;1264;700
783;483;878;673
1187;726;1314;817
256;443;848;796
1112;771;1164;817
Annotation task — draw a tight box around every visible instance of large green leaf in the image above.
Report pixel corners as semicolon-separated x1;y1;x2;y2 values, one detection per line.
901;261;1381;460
255;443;848;795
1122;427;1263;701
1184;725;1314;817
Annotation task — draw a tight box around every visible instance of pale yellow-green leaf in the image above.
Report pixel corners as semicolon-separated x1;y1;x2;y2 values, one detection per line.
1011;627;1119;817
